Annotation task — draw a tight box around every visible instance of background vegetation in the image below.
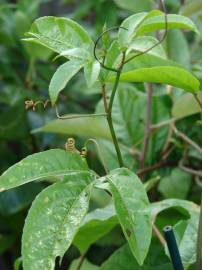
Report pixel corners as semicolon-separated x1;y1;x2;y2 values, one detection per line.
0;0;202;269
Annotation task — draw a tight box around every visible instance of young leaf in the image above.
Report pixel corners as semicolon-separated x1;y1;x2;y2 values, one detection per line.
24;16;94;54
84;60;100;87
135;14;199;36
73;205;117;253
22;173;94;270
0;149;88;191
118;12;148;48
116;66;200;93
49;59;84;105
106;168;152;265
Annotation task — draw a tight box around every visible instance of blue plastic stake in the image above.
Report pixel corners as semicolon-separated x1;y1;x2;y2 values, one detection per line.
163;226;184;270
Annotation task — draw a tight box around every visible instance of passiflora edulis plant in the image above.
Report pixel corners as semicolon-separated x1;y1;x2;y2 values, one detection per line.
0;0;202;270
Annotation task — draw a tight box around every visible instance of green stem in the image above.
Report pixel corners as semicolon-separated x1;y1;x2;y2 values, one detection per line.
196;194;202;270
107;70;124;167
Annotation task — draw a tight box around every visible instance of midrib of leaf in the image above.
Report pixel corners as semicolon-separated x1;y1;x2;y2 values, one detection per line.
49;184;92;261
32;32;73;49
3;169;89;183
2;170;89;190
107;175;141;260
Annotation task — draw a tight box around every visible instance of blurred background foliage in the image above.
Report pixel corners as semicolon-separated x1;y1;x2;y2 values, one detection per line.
0;0;202;269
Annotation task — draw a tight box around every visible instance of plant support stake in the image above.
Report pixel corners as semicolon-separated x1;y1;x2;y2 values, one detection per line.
164;226;184;270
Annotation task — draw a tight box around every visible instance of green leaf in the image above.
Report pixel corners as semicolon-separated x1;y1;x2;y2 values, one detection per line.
33;117;111;141
101;40;122;80
24;16;93;54
22;173;93;270
173;213;199;268
0;149;88;191
84;60;100;87
69;258;99;270
158;168;192;199
117;66;200;93
113;0;151;13
101;240;172;270
57;48;90;60
118;12;148;48
128;36;167;59
106;168;152;265
73;205;117;253
49;60;84;105
150;199;199;220
97;139;135;170
108;53;200;93
135;14;199;36
172;91;202;118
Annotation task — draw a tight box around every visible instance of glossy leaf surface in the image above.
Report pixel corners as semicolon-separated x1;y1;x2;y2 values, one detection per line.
24;16;93;54
118;66;199;93
136;14;199;36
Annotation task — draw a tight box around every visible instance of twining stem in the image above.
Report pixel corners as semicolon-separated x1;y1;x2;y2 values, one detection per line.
107;70;124;167
101;83;108;112
103;52;126;168
196;195;202;270
140;83;153;171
